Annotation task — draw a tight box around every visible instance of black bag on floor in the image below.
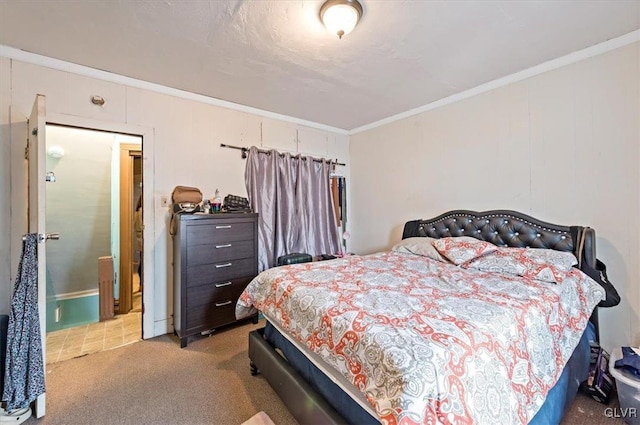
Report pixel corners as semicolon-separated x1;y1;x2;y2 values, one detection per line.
580;342;615;403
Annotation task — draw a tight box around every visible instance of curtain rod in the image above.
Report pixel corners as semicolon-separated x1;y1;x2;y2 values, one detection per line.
220;143;346;167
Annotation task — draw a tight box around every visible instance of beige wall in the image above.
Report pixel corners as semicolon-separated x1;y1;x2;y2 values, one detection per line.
0;58;350;336
350;43;640;351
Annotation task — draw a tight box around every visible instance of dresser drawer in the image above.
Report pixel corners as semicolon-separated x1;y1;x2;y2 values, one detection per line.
187;240;254;266
186;277;251;309
186;257;256;287
185;281;246;331
187;221;254;246
186;301;237;331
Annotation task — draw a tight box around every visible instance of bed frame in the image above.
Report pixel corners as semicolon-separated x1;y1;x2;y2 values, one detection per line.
247;209;600;425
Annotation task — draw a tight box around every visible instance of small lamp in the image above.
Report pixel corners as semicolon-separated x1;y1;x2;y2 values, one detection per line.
320;0;363;39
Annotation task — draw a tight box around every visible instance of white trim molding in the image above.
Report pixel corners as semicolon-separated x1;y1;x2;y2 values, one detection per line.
349;29;640;135
154;318;172;336
46;113;157;340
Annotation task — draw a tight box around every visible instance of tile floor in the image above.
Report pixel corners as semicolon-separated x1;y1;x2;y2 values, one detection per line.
46;276;143;364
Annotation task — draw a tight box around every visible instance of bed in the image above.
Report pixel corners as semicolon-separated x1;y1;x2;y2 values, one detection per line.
236;210;610;424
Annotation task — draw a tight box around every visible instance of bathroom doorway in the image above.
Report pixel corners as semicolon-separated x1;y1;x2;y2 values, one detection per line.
43;124;143;364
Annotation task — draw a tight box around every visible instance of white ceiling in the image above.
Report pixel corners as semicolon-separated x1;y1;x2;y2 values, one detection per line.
1;1;639;131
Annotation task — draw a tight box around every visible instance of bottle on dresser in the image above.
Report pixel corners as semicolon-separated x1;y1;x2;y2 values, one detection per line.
212;189;222;212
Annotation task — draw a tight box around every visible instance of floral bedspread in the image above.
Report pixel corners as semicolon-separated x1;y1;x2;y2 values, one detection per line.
236;252;605;424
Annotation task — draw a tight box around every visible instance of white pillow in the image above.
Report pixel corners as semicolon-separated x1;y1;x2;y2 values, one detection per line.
391;237;449;262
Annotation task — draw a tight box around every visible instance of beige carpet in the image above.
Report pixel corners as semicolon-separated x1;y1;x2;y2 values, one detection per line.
26;320;296;425
24;319;623;425
563;392;624;425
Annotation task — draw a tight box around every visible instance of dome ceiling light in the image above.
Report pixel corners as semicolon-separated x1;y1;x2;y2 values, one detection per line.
319;0;364;39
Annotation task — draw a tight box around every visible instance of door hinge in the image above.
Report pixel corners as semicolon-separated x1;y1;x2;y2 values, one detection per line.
24;145;29;160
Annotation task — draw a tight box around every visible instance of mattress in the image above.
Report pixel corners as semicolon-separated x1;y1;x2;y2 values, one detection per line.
263;318;596;425
264;313;378;422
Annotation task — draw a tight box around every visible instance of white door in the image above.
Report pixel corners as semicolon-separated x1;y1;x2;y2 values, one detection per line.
28;94;47;417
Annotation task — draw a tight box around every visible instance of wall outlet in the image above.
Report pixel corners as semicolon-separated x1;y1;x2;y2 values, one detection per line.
160;196;169;207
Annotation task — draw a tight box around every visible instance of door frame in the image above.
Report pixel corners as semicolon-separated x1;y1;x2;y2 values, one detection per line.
46;113;155;339
118;144;141;314
28;94;47;417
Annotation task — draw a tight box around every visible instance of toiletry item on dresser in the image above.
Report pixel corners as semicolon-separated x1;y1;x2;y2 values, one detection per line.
212;189;222;212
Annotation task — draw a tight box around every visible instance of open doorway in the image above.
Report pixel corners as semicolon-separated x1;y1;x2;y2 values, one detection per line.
43;124;143;364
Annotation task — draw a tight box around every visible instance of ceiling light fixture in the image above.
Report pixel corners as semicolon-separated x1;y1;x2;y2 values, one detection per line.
320;0;363;39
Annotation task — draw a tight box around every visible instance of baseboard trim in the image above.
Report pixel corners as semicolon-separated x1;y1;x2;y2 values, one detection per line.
46;289;99;302
153;319;172;338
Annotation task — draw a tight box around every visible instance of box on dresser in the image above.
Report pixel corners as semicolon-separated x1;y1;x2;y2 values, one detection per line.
173;212;259;348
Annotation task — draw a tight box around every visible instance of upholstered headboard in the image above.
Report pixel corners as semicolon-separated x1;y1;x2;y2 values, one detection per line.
402;210;596;268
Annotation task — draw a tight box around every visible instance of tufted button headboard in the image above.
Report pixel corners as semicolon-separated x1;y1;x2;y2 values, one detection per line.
402;210;596;268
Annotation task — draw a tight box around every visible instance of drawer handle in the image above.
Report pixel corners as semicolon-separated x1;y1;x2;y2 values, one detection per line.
215;281;232;288
215;243;232;249
215;225;232;229
215;301;232;307
215;262;232;268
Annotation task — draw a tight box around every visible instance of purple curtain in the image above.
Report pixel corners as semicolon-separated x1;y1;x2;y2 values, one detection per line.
245;146;340;271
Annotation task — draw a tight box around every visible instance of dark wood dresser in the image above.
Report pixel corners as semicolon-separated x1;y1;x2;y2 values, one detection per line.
173;212;259;347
